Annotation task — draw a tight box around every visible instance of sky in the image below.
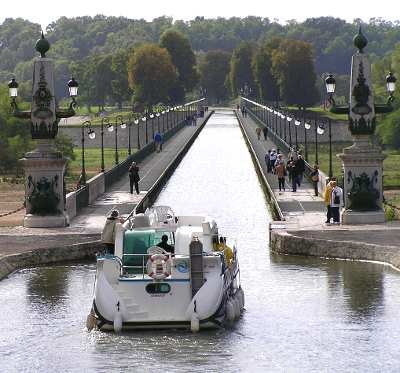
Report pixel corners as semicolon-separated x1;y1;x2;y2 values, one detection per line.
1;0;400;30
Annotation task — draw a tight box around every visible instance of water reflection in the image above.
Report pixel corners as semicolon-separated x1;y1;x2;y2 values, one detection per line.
270;253;384;320
26;266;70;307
341;262;384;320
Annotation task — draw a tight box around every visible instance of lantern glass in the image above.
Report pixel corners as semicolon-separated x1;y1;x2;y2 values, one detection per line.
69;86;78;97
387;81;396;94
295;120;301;126
9;87;18;98
305;122;311;130
317;125;325;135
88;130;96;140
120;122;127;129
107;124;114;132
386;72;396;94
134;119;139;125
325;74;336;94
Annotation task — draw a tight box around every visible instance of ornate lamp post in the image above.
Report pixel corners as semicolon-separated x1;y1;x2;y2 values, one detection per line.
149;113;155;140
7;32;78;228
314;121;325;165
127;114;133;156
100;117;112;172
134;117;141;150
287;115;293;147
294;119;301;150
80;121;95;185
114;115;126;165
304;120;311;161
326;27;396;224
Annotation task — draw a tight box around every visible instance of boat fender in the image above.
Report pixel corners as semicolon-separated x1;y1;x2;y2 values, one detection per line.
233;296;241;320
86;308;97;331
146;254;171;280
238;287;245;309
191;300;200;333
235;288;244;311
226;300;235;323
113;301;123;333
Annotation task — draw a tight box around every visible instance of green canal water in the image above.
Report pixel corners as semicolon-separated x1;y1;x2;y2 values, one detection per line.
1;111;400;372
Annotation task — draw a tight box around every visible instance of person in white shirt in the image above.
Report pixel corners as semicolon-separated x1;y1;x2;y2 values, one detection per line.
330;180;343;224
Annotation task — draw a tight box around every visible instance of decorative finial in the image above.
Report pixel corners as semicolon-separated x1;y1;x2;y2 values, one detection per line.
353;25;368;53
35;31;50;58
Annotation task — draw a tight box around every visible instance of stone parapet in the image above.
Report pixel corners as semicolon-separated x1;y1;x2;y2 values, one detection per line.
0;240;102;280
270;229;400;270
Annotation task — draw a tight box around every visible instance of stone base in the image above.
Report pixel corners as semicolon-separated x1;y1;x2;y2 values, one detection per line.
342;209;386;225
24;213;68;228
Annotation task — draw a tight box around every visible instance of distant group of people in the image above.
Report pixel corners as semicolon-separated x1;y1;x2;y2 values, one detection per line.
265;148;307;192
240;106;248;117
255;126;268;141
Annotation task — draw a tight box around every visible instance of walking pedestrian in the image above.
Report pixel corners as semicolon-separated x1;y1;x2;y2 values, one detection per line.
262;126;268;140
291;159;299;192
256;127;261;140
310;164;320;197
128;161;140;194
295;154;305;186
265;150;272;173
275;154;286;192
330;179;343;224
324;177;335;224
154;131;163;152
287;158;295;184
101;209;120;254
243;107;247;117
269;149;277;173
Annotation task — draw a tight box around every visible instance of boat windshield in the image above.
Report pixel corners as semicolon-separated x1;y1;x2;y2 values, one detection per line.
122;230;174;274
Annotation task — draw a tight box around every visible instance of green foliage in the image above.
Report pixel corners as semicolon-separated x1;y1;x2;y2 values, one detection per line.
252;38;281;102
377;109;400;148
384;203;396;221
159;29;198;98
128;44;178;108
0;86;32;173
271;39;319;108
228;42;256;97
110;49;132;108
199;50;231;103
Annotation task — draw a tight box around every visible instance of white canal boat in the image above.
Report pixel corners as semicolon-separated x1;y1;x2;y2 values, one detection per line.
89;206;244;332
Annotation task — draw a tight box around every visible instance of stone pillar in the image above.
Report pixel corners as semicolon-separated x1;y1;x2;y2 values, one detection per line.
338;48;386;224
21;155;68;228
21;57;69;228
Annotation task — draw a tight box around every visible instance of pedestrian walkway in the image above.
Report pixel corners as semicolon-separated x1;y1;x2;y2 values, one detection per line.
237;111;327;229
237;110;400;251
0;114;211;258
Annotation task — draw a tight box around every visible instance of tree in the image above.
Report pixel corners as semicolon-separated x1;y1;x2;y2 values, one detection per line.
159;29;199;101
110;49;132;108
0;86;32;173
252;38;281;103
271;39;319;109
127;44;178;108
199;50;231;103
228;42;257;97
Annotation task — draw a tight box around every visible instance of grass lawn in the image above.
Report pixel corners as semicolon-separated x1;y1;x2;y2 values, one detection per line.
305;143;400;189
66;147;132;190
285;106;348;121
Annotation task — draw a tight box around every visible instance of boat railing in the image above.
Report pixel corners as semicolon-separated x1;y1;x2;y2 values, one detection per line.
121;253;149;278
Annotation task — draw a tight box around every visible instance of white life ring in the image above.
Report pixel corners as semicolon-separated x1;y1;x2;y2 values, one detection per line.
146;253;171;280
